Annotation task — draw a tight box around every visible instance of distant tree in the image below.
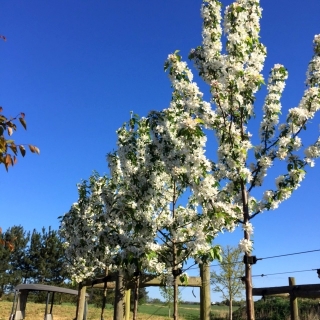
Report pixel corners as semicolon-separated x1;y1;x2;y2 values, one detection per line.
211;246;245;320
150;298;162;304
0;230;12;299
29;227;67;285
0;225;67;292
159;286;182;318
130;287;149;306
3;226;30;288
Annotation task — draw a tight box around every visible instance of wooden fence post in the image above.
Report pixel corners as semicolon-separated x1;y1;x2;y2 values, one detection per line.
200;265;203;320
289;277;299;320
200;262;211;320
76;284;87;320
125;288;131;320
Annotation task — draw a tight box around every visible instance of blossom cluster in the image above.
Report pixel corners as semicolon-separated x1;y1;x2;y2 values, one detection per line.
59;0;320;284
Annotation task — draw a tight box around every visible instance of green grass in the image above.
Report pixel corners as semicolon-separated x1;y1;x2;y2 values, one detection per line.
1;299;236;320
139;304;200;319
137;303;237;320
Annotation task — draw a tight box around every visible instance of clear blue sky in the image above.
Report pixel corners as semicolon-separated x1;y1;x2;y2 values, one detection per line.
1;0;320;303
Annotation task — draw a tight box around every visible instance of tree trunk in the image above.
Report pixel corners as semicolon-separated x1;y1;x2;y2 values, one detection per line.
229;298;232;320
114;269;125;320
100;267;109;320
241;183;254;320
133;273;140;320
172;180;178;320
173;257;178;320
244;259;254;320
100;281;107;320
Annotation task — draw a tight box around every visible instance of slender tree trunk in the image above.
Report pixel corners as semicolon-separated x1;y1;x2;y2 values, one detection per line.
114;269;125;320
241;182;254;320
173;242;178;320
172;180;178;320
100;268;108;320
133;272;140;320
229;298;232;320
244;258;254;320
100;282;107;319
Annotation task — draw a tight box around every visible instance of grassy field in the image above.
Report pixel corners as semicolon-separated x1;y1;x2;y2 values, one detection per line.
0;301;232;320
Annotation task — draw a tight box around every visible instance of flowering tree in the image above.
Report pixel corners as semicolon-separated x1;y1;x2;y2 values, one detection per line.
61;111;231;320
59;174;115;283
160;0;320;319
61;2;320;320
115;113;234;320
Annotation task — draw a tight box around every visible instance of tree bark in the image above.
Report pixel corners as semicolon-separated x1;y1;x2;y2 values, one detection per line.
241;183;254;320
173;243;178;320
101;268;109;320
229;298;232;320
114;269;125;320
133;273;140;320
172;180;178;320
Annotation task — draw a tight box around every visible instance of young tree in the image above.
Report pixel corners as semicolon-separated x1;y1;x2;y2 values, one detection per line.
161;1;320;319
115;114;227;320
159;286;182;318
211;246;245;320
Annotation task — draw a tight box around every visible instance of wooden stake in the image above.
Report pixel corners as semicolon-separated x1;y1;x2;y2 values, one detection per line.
76;284;87;320
200;263;211;320
125;288;131;320
289;277;299;320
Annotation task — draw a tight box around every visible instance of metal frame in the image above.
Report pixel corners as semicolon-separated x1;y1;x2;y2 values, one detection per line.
9;284;88;320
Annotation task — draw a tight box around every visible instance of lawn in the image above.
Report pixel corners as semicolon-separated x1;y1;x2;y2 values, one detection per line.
0;301;232;320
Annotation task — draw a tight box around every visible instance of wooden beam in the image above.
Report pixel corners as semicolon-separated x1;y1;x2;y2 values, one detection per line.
135;275;202;288
252;283;320;296
82;274;116;287
90;274;202;289
295;291;320;299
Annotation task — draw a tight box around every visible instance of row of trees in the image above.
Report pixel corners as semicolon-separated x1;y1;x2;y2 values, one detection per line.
0;225;67;298
0;225;155;308
59;0;320;319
